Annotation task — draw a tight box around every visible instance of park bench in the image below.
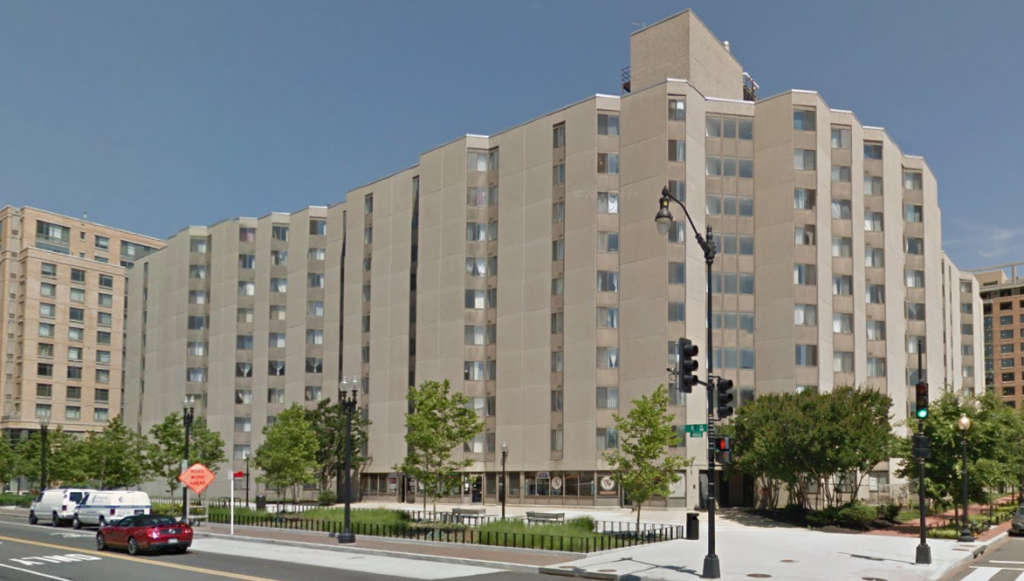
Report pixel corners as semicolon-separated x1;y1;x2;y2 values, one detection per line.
451;507;486;524
526;511;564;524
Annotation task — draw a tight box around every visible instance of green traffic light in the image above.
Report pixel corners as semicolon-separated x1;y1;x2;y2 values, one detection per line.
916;408;928;419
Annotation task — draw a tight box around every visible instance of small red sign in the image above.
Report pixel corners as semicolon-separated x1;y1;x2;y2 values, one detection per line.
178;463;216;494
232;471;244;479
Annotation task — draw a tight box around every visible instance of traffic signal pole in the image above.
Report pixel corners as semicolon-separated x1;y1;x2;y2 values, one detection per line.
915;341;931;565
702;225;720;580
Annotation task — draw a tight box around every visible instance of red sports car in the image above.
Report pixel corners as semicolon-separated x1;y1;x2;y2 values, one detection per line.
96;514;192;555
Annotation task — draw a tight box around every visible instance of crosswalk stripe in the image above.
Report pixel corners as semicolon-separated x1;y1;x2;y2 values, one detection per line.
962;568;1004;581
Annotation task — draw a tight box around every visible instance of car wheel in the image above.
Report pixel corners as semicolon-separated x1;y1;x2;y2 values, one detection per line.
51;512;60;527
28;512;37;525
73;517;82;530
96;533;106;551
98;516;106;528
127;537;140;556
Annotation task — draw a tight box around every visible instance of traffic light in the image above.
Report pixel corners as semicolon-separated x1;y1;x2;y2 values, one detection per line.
715;436;732;465
914;382;929;420
680;339;700;393
717;378;735;419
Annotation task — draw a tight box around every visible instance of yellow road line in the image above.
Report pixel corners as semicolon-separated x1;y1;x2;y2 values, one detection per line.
0;534;282;581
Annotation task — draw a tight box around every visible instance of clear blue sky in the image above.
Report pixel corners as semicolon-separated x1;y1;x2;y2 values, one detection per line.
2;1;1021;269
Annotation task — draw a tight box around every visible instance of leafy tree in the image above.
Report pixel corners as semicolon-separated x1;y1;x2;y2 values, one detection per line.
0;436;16;487
147;412;228;494
897;390;1016;515
394;380;484;513
603;385;692;529
82;415;151;489
254;404;318;501
724;386;896;508
14;427;90;488
305;399;371;497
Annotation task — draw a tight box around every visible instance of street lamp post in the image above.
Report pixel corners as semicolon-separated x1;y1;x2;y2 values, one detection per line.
243;451;250;508
958;414;973;542
337;379;358;544
655;185;720;579
182;398;195;522
500;442;508;520
39;416;49;491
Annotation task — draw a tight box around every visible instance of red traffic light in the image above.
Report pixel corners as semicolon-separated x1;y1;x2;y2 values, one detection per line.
716;436;732;451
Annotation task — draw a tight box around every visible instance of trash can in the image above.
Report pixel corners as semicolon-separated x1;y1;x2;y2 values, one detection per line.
686;512;700;540
256;495;267;511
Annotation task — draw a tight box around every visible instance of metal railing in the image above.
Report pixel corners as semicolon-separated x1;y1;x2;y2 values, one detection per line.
205;511;683;553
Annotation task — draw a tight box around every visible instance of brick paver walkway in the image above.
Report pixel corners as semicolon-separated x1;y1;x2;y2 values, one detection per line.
198;523;568;568
869;494;1017;540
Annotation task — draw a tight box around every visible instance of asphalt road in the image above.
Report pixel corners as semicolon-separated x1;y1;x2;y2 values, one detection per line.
944;536;1024;581
0;514;544;581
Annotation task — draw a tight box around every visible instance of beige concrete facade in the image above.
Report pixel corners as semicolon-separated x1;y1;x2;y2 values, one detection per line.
125;9;981;505
0;206;163;441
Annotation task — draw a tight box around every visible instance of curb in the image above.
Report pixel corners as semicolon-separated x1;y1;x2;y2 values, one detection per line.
194;530;543;574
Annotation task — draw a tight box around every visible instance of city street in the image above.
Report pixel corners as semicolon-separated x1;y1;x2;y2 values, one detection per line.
0;514;540;581
944;537;1024;581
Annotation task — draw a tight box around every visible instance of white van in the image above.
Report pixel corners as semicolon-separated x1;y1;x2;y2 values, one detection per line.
73;491;151;528
29;489;97;526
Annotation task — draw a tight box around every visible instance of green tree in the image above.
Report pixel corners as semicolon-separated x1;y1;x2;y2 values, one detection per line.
147;413;228;494
897;390;1015;515
0;436;16;487
603;385;692;529
82;415;151;489
305;399;371;496
254;404;318;500
14;427;90;488
394;380;484;513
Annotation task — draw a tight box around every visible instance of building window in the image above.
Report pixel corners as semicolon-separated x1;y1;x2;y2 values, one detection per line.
669;262;686;285
906;269;925;288
597;307;619;329
830;127;851;149
794;149;816;171
235;417;252;432
553;123;566;148
597;271;619;292
363;227;372;245
864;143;883;159
40;283;56;298
596;428;619;450
598;114;619;136
551;278;564;296
906;302;926;321
551;429;564;452
865;247;885;268
794;264;817;286
903;170;923;190
269;333;286;349
552;239;564;261
831;237;852;257
36;384;53;398
793;109;816;131
39;303;56;319
668;302;685;322
93;408;109;422
189;265;207;279
597;347;619;369
67;367;83;380
237;281;255;297
864;175;883;196
794;189;816;209
833;275;853;296
833;313;853;334
865;212;884;232
597;153;619;174
598;191;619;214
97;312;112;327
38;343;54;358
272;225;289;241
95;235;109;250
68;307;85;323
305;386;322;402
905;204;923;223
795;304;818;326
236;363;253;378
597;231;619;253
269;305;287;321
190;238;208;253
37;363;54;378
186;368;206;382
834;352;854;373
668;99;686;121
831;165;852;182
667;221;686;244
267;388;284;404
597;387;619;409
551;351;563;373
831;200;852;220
866;321;887;341
464;360;496;381
962;323;974;335
669;140;685;162
307;301;324;317
270;278;287;293
70;288;84;303
94;389;109;403
551;312;564;335
68;327;84;341
187;342;207;356
36;404;52;419
233;445;250;460
237;308;254;323
268;361;286;376
308;273;324;288
551;389;563;411
98;274;113;288
466;257;487;277
68;346;83;361
41;262;57;278
866;284;886;304
906;237;924;255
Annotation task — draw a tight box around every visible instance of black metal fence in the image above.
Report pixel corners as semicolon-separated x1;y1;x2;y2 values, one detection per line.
206;512;683;553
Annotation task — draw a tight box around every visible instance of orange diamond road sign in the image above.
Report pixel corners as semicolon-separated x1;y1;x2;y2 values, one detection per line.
178;463;216;494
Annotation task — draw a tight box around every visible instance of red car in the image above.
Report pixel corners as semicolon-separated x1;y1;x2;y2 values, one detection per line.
96;514;192;555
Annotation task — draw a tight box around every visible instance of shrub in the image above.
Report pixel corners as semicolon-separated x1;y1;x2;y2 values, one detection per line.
876;503;901;522
151;503;177;516
317;490;336;506
0;494;32;508
838;502;877;527
806;507;840;527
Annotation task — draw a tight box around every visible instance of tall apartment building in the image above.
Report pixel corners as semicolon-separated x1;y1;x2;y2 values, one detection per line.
126;10;981;505
968;262;1024;408
0;206;163;443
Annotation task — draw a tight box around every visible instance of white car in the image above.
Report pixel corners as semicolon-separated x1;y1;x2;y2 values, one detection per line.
73;491;151;529
29;489;97;526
